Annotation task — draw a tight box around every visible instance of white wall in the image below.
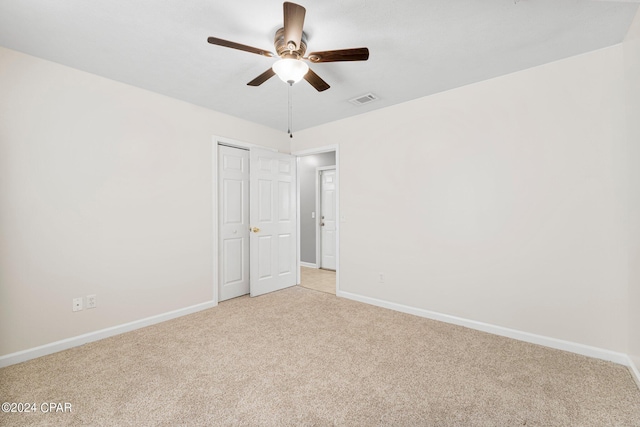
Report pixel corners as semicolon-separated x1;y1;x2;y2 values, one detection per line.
0;47;288;357
292;45;629;353
624;10;640;379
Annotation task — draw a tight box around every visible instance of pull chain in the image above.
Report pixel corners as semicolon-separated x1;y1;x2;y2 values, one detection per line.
287;82;293;138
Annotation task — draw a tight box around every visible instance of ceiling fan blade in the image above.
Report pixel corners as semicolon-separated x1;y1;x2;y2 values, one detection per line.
247;68;276;86
307;47;369;63
304;68;330;92
283;2;306;51
207;37;273;57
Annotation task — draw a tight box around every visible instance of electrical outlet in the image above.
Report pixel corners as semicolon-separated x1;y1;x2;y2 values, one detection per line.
378;272;385;283
72;297;83;312
86;294;96;309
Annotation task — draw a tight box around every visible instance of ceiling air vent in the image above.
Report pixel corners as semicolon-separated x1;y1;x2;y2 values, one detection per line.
349;93;378;106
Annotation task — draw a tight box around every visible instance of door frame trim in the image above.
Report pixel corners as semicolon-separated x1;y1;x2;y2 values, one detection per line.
315;166;336;269
292;145;340;294
212;136;277;304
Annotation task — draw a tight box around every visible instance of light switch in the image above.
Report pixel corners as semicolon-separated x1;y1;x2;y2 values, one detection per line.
311;212;315;219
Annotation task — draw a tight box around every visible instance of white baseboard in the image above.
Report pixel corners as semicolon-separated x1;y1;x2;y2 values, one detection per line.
5;291;638;391
337;290;630;366
0;300;217;368
628;355;640;389
300;262;318;268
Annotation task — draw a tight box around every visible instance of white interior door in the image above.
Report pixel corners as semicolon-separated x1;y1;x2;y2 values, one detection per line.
320;169;336;270
249;147;297;297
218;146;250;301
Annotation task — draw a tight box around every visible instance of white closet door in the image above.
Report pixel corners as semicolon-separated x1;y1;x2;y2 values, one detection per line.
218;145;250;301
249;148;297;297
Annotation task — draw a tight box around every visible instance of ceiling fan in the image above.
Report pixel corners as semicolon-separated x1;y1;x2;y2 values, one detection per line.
207;2;369;92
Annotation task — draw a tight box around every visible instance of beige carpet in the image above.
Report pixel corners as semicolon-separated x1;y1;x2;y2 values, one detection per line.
1;286;639;426
300;267;336;295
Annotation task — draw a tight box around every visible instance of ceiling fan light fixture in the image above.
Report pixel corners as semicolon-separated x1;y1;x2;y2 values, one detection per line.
272;58;309;85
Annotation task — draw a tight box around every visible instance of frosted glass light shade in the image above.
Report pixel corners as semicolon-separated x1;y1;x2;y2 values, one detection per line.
272;59;309;84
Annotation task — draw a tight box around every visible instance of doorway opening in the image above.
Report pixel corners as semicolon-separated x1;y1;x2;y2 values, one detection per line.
294;147;338;295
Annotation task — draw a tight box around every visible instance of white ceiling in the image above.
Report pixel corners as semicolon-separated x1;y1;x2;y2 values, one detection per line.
0;1;637;133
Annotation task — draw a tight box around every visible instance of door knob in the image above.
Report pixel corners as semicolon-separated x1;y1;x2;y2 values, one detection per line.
251;227;260;233
321;223;325;226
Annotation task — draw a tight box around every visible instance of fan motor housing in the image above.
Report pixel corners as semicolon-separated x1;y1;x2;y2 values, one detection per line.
274;27;307;59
